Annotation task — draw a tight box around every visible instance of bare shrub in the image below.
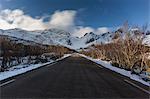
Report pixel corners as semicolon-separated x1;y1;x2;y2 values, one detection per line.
80;23;150;71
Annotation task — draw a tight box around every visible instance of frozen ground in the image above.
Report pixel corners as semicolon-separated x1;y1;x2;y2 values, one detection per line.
0;54;71;81
79;54;150;86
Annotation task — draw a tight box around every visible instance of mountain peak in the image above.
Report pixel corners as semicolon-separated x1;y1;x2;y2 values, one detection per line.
0;28;149;49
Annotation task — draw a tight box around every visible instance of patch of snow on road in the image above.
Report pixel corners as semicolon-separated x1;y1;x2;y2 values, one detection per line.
79;54;150;86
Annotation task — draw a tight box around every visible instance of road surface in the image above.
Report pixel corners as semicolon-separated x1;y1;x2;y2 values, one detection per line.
0;56;150;98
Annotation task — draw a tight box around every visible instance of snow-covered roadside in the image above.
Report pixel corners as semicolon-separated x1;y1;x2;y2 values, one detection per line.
56;54;72;61
0;54;71;81
79;54;150;86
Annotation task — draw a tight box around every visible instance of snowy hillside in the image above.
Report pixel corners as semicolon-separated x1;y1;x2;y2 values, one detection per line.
70;32;114;49
0;28;112;49
0;28;149;49
0;28;71;46
144;35;150;46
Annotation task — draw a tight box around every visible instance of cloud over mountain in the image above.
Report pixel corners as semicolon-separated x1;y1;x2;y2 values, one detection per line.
0;9;46;30
49;10;76;31
0;9;110;37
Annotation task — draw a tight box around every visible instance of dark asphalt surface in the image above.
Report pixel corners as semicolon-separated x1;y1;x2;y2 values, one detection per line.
0;56;150;98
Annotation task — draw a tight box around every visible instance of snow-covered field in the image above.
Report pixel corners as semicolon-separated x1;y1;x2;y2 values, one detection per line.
79;54;150;86
0;54;71;81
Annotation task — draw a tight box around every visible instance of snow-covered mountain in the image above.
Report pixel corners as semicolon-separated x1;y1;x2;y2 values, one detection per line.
0;28;73;47
0;28;149;49
144;35;150;46
0;28;112;49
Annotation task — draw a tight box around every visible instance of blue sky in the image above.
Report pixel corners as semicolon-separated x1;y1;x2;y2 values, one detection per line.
0;0;149;37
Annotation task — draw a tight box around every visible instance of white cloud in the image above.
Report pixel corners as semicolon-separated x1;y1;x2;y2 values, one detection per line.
0;9;111;37
0;9;46;30
0;9;77;31
72;26;94;37
0;19;15;29
49;10;76;31
95;27;110;35
72;27;110;37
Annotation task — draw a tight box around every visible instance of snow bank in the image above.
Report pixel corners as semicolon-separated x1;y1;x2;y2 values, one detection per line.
79;54;150;86
0;62;53;81
56;54;72;61
0;54;71;81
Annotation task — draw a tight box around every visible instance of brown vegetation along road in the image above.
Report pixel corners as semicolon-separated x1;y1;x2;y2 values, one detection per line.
1;56;149;98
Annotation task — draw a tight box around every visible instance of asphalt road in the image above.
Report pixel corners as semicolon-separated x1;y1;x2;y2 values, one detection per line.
0;56;150;98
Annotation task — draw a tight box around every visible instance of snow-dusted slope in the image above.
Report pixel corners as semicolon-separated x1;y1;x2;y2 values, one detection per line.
0;28;149;49
0;28;113;49
70;32;114;49
0;28;71;46
144;34;150;46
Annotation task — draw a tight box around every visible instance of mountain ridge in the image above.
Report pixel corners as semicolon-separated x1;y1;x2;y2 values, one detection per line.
0;28;150;49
